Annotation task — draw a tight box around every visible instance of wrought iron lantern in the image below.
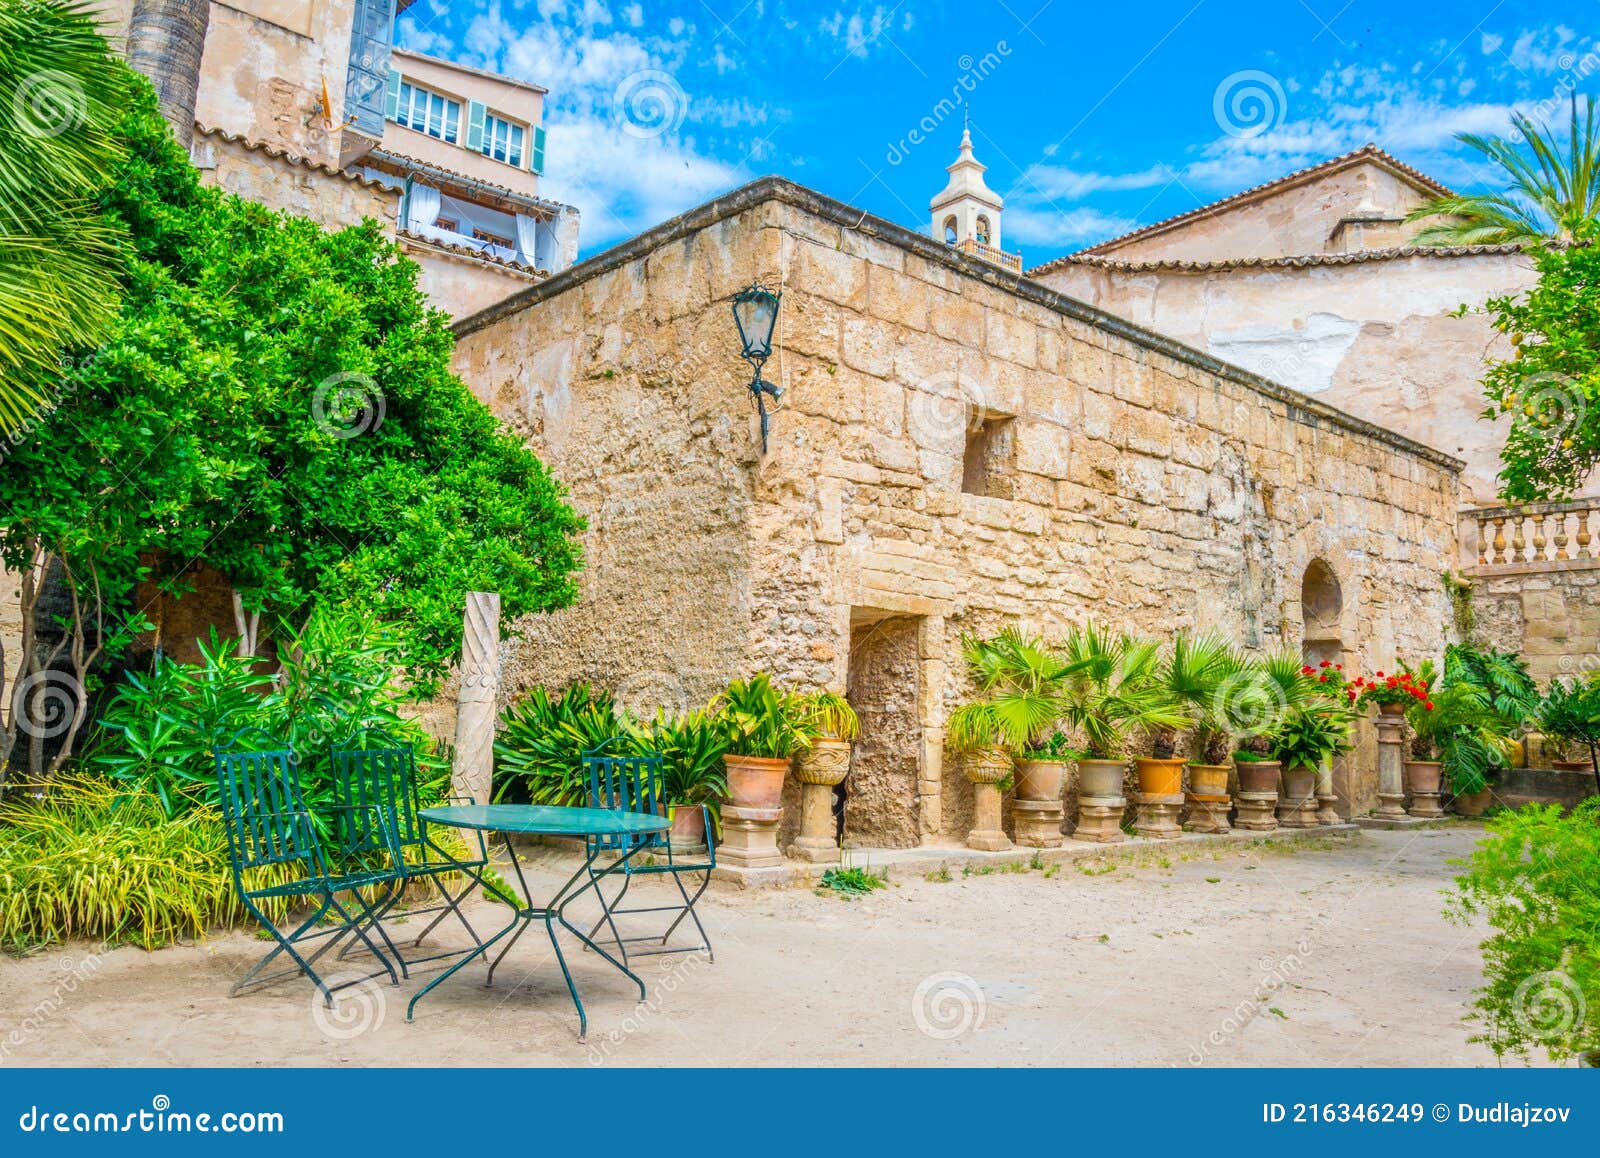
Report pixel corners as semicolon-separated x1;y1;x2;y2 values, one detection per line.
731;283;783;452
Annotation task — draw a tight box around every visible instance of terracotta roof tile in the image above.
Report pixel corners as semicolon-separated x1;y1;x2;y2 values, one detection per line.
1032;241;1527;275
395;228;547;277
193;124;394;192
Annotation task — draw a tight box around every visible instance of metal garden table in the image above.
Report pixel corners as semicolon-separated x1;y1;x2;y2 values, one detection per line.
406;804;670;1040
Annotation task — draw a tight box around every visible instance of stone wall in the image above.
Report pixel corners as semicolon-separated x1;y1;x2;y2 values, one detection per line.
1036;249;1536;504
192;127;399;231
1470;562;1600;684
452;177;1464;833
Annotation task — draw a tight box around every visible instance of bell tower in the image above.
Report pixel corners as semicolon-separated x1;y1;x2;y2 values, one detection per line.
931;118;1004;253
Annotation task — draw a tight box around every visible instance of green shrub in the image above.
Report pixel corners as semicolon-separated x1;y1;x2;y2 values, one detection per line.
642;709;728;807
710;674;810;760
493;683;631;805
0;779;298;951
1445;801;1600;1062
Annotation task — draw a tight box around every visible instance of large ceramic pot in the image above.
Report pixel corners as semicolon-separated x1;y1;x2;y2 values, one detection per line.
965;747;1012;784
1453;786;1493;817
1076;758;1126;798
1133;756;1185;796
795;737;853;786
724;753;790;809
1404;760;1443;796
1014;758;1069;802
1377;702;1407;718
669;804;707;852
1281;765;1316;802
1235;759;1281;794
1187;763;1231;797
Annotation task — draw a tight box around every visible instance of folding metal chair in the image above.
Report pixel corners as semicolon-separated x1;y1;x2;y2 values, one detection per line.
329;742;487;972
214;745;402;1006
581;738;716;965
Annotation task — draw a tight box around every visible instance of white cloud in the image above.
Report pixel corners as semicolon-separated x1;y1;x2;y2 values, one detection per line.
1017;163;1170;202
1003;205;1139;248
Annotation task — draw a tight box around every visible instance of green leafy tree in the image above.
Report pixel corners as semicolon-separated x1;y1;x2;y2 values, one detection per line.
0;75;584;775
1407;97;1600;245
1476;239;1600;501
0;0;128;431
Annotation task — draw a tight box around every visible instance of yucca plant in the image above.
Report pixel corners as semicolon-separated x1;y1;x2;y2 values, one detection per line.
493;682;632;805
792;689;860;742
1057;621;1187;759
945;628;1070;754
709;674;810;760
640;708;730;807
1230;649;1319;758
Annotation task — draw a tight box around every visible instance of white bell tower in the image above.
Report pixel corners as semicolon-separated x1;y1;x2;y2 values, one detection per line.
931;118;1003;253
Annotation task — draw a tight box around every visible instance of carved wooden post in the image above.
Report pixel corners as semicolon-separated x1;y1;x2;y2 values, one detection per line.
452;592;501;808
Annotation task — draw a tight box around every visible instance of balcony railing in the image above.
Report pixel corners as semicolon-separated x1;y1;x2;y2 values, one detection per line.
1462;498;1600;573
956;238;1023;272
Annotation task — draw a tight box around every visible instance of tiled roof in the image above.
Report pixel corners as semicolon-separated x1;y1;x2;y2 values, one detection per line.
1034;241;1527;275
363;148;572;216
1030;144;1455;274
395;229;546;277
192;124;395;192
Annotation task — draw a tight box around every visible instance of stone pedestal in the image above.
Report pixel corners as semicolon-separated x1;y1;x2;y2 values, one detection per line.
1315;793;1343;825
1013;798;1064;848
967;779;1012;851
1406;787;1445;819
1183;793;1231;834
719;805;784;869
1133;792;1183;840
789;739;850;864
1071;795;1126;843
1374;707;1409;820
1234;791;1278;832
1276;792;1319;828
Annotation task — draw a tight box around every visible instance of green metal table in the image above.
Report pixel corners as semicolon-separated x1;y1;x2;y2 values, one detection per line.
406;804;670;1041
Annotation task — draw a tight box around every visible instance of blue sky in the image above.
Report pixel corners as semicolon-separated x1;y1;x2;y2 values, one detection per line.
396;1;1600;262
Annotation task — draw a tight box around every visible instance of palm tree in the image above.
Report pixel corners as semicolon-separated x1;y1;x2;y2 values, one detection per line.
124;0;210;150
1056;621;1188;759
946;627;1071;753
0;0;128;432
1407;96;1600;245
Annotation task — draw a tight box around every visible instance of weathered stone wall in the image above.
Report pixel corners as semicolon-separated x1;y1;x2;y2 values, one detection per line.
1036;250;1536;504
1470;562;1600;684
400;237;544;319
192;128;399;231
453;178;1463;833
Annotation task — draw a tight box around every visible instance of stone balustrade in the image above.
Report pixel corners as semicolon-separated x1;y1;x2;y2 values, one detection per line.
956;238;1023;272
1462;498;1600;573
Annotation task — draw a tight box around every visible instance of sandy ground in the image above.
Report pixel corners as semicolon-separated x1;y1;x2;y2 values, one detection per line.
0;826;1519;1067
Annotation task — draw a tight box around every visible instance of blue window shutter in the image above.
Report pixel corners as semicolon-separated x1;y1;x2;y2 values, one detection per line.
383;69;402;120
530;125;546;174
466;101;486;151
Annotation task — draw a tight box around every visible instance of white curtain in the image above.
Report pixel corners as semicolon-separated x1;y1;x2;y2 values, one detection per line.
514;213;539;266
406;183;441;231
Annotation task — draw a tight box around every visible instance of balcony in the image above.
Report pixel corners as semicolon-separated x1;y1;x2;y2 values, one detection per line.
955;238;1022;272
1460;498;1600;575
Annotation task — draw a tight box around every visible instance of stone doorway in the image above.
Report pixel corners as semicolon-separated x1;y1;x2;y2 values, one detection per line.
842;611;923;848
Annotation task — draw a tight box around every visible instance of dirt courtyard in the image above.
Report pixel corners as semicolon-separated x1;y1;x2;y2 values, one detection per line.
0;826;1517;1067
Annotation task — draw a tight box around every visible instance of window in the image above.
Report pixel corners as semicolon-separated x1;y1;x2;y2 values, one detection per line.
481;113;526;167
943;216;958;244
394;81;460;144
962;414;1016;498
472;227;514;249
433;217;459;234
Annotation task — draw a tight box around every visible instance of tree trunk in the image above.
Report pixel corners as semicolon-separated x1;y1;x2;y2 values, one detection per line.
125;0;211;150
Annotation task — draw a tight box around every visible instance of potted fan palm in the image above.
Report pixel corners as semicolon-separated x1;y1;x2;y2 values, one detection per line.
1230;650;1316;794
643;709;730;852
1058;621;1187;798
1533;678;1600;796
711;674;810;809
1153;631;1242;797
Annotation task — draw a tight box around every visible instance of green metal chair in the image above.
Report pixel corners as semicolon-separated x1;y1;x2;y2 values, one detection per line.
329;742;487;971
214;744;402;1006
581;738;716;965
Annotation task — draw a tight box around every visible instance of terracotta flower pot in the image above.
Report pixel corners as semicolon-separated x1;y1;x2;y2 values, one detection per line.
1377;701;1407;717
1453;786;1493;817
724;753;790;809
1235;760;1281;794
1076;758;1125;798
1404;760;1443;796
668;804;707;851
964;747;1012;784
795;737;852;785
1014;758;1068;802
1281;765;1316;802
1187;763;1231;797
1133;756;1185;796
